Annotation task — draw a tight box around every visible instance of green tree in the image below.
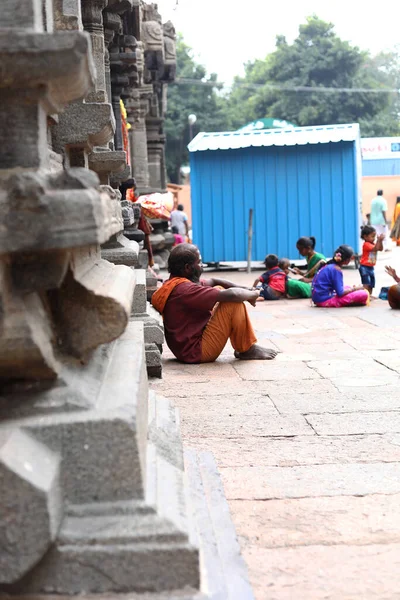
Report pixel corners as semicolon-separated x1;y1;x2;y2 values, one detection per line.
165;35;227;183
359;48;400;136
223;16;396;134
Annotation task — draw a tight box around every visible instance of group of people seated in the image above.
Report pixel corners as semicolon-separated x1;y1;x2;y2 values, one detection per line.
252;236;370;308
151;237;400;366
253;229;400;308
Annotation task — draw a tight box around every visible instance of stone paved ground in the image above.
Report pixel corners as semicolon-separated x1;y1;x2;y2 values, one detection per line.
150;250;400;599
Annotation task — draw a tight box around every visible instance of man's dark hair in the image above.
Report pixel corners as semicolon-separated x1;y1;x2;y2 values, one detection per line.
360;225;376;239
168;243;198;276
264;254;279;269
177;204;184;211
377;189;383;196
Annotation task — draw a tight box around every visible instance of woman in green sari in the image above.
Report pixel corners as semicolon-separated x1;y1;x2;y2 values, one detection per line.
292;236;326;283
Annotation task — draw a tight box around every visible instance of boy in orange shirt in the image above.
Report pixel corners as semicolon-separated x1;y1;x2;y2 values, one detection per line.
359;225;385;294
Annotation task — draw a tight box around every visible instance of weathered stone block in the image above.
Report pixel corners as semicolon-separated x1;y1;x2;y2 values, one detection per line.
138;249;149;269
54;102;116;152
146;342;162;378
0;429;62;583
0;170;125;254
0;30;95;103
132;268;147;314
101;234;140;266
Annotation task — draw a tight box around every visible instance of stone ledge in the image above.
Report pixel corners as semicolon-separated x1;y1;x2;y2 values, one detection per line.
0;31;95;105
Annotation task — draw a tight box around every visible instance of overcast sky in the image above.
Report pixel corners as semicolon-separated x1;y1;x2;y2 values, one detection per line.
157;0;399;84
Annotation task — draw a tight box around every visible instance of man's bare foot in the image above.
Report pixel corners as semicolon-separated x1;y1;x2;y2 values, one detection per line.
234;344;277;360
256;295;265;302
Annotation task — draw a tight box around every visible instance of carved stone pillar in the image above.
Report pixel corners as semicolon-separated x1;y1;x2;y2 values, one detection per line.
126;86;153;193
81;0;108;103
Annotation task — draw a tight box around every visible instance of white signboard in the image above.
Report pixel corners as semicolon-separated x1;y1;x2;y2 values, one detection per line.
361;137;400;160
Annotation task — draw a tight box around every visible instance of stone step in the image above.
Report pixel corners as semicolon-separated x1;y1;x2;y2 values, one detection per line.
8;537;200;595
148;391;182;469
60;512;189;545
185;449;255;600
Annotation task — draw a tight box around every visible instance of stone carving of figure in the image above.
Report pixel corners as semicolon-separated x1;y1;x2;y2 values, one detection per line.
141;2;164;81
162;20;176;81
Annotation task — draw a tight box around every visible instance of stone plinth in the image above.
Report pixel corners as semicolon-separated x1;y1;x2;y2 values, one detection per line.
0;323;200;594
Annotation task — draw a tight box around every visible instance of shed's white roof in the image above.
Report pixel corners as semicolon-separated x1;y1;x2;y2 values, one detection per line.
188;123;360;152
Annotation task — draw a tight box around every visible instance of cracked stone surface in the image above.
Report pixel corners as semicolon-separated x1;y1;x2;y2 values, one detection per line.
151;252;400;599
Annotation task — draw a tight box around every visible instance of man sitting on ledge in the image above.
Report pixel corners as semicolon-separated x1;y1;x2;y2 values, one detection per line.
151;243;277;363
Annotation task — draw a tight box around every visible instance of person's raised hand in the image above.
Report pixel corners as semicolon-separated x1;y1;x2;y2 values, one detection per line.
378;233;385;241
386;265;397;279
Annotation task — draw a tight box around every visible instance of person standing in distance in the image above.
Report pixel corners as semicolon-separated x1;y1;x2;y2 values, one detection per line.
170;203;189;239
370;189;390;251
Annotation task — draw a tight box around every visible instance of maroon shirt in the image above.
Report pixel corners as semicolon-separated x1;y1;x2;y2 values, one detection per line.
163;281;221;363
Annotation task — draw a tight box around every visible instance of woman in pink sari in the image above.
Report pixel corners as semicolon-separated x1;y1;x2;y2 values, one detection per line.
312;245;369;308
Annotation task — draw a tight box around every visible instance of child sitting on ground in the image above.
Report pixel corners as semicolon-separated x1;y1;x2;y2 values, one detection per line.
312;245;369;308
279;258;312;298
252;254;286;301
359;225;385;294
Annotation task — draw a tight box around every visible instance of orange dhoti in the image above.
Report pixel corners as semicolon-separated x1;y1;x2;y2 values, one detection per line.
200;302;257;363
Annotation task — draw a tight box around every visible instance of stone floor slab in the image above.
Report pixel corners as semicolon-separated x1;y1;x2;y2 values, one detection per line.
271;388;400;413
153;381;273;398
221;462;400;500
161;360;241;382
306;411;400;435
307;358;397;381
272;340;356;361
229;494;400;548
180;414;313;439
365;350;400;373
184;434;400;467
331;375;400;387
338;331;400;351
233;361;321;381
174;395;278;416
243;543;400;600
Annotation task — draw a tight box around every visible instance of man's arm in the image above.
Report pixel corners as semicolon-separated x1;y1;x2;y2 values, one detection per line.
218;288;259;306
382;210;387;223
203;277;250;290
184;220;189;236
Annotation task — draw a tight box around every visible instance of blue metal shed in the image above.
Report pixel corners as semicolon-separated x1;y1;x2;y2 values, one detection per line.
188;124;362;263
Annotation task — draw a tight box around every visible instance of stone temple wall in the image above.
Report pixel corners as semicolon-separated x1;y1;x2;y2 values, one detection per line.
0;1;253;598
